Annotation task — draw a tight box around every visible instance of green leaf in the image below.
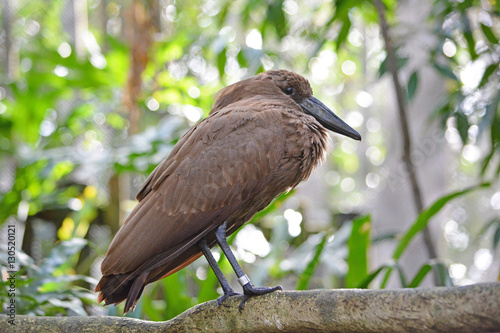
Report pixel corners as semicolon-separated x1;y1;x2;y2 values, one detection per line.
480;23;499;45
346;215;371;288
237;49;248;68
476;218;500;241
336;17;352;52
380;261;407;288
434;262;453;287
479;64;498;88
408;264;432;288
372;233;397;243
455;110;469;145
396;264;407;287
378;56;408;77
491;101;500;147
432;63;459;81
479;95;500;175
217;48;227;78
358;266;386;288
464;32;478;60
494;227;500;250
267;1;287;39
296;232;328;290
495;161;500;177
217;2;230;25
392;183;490;260
407;71;418;102
462;13;478;60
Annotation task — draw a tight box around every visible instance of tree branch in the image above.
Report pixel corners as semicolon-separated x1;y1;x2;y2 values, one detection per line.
3;283;499;332
372;0;438;262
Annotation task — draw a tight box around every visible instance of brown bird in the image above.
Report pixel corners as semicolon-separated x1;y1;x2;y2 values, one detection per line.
95;69;361;313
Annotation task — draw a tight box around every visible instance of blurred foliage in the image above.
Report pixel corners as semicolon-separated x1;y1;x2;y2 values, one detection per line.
428;0;500;176
379;183;489;289
0;238;97;316
0;0;498;322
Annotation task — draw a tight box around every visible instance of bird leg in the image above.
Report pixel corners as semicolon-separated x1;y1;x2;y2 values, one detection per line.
215;221;283;311
198;237;240;305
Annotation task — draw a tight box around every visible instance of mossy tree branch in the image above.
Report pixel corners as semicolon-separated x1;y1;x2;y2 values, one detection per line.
2;283;499;332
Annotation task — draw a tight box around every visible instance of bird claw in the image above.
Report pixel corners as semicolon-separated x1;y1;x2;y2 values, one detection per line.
243;284;283;296
238;294;252;312
238;284;283;312
216;290;241;306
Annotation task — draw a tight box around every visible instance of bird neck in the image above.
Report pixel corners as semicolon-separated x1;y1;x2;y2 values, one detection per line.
281;109;330;184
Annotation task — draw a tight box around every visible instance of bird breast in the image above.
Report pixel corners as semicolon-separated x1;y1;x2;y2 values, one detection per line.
225;106;329;232
279;109;329;185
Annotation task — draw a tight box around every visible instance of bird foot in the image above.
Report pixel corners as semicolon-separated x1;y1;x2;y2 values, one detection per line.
238;284;283;311
216;290;241;306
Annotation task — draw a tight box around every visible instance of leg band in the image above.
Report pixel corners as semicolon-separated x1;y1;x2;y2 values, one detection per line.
238;274;251;286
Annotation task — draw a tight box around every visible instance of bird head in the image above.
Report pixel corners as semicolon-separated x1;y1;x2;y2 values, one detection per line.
262;69;361;141
212;69;361;141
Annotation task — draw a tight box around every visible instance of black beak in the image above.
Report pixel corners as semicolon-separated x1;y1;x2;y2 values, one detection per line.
300;96;361;141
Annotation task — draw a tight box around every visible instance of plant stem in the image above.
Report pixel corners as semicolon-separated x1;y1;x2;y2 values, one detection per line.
372;0;438;264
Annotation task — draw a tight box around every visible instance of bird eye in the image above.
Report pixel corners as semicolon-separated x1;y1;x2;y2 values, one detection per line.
284;87;295;95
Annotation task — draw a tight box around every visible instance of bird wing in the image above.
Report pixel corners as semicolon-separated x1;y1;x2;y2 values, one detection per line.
101;102;285;276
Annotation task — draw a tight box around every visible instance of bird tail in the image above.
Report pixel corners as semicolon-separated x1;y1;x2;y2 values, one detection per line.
95;236;208;313
95;271;149;314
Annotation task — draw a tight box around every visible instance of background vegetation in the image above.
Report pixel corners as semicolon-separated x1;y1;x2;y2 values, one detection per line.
1;0;499;321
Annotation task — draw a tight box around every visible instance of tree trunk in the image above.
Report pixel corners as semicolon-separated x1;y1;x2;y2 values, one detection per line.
2;283;499;332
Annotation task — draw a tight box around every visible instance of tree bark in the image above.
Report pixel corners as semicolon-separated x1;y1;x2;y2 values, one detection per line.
2;283;499;332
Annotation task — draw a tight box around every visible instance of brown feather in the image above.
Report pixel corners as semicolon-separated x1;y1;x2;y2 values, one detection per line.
123;271;148;313
96;70;331;308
